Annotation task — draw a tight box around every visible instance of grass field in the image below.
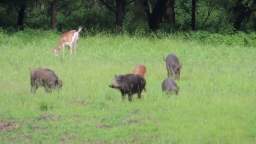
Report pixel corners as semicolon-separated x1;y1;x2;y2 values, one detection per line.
0;30;256;144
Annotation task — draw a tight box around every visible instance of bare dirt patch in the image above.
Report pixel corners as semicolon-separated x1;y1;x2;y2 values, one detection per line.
96;123;112;129
36;113;60;121
0;121;18;132
72;99;87;106
123;119;140;125
60;133;76;144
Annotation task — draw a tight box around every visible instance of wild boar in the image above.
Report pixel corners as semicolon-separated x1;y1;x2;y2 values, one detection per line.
30;68;62;93
161;78;179;95
109;74;146;101
132;64;147;78
165;54;182;80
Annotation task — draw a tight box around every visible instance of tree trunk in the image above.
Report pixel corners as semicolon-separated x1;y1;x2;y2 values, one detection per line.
50;0;58;29
147;0;167;31
191;0;196;30
170;0;175;25
115;0;125;32
129;0;148;31
231;0;255;30
17;2;26;30
144;0;176;31
164;0;175;26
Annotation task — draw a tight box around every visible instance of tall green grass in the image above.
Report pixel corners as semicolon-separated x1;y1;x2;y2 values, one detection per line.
0;30;256;144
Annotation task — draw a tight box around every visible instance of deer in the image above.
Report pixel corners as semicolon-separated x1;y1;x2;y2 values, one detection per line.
53;26;82;56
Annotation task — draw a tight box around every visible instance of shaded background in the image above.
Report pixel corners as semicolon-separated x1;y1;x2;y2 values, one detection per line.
0;0;255;33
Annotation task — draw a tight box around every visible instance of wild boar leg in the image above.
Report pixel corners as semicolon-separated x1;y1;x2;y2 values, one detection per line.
167;65;175;77
175;86;179;95
31;85;38;93
128;94;132;102
122;95;126;101
170;68;176;78
167;67;171;77
175;67;180;80
44;86;52;93
137;92;142;99
121;91;126;100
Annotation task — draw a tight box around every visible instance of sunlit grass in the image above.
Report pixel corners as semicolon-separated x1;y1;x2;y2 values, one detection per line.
0;30;256;143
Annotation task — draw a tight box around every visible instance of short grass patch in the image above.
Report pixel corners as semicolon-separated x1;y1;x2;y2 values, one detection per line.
0;31;256;143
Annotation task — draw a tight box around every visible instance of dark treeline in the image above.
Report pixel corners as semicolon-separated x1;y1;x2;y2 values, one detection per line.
0;0;255;33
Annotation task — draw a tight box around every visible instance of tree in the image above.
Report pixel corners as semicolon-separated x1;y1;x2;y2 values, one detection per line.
16;1;27;30
144;0;176;30
115;0;125;31
164;0;175;26
191;0;196;30
99;0;128;31
49;0;58;29
231;0;256;30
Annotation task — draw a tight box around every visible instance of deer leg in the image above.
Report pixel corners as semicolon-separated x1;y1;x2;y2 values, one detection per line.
73;43;77;55
69;44;73;55
74;40;78;55
70;48;73;55
62;45;65;58
55;49;59;56
71;41;77;55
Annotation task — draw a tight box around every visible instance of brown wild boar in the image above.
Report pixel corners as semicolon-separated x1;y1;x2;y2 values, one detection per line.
164;54;182;80
30;68;62;93
132;64;147;78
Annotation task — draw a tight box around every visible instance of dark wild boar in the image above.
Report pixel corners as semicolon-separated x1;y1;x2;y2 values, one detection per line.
162;78;179;95
30;68;62;93
164;54;182;80
132;64;147;78
109;74;146;101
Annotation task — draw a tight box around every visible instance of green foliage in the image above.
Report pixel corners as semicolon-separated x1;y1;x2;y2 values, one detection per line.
175;31;256;47
0;0;256;32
